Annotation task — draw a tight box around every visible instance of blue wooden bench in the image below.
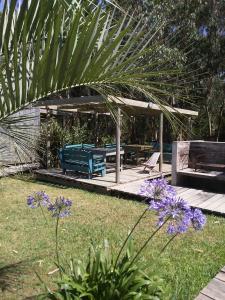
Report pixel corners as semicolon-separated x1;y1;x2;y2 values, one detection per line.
59;147;106;179
64;144;95;149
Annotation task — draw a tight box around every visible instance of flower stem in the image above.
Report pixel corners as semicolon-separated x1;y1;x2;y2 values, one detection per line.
159;233;178;255
55;215;62;279
114;207;148;269
128;218;170;269
40;205;48;224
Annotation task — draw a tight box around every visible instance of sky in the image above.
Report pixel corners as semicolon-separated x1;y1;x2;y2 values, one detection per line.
0;0;23;11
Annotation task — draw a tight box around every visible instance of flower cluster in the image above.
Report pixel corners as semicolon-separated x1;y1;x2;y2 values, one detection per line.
48;196;72;218
27;192;72;218
139;178;206;234
150;197;206;234
27;191;50;209
139;178;176;200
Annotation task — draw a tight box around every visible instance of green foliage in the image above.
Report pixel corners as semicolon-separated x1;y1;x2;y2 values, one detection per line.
45;241;166;300
118;0;225;140
38;118;88;167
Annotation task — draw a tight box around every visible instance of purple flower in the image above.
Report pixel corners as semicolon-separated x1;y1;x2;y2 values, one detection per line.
150;197;193;234
191;209;206;230
27;191;50;209
139;178;176;201
149;196;206;234
48;196;72;218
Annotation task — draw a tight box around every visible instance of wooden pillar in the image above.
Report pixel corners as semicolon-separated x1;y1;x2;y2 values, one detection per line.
159;112;163;172
116;107;121;183
46;106;51;169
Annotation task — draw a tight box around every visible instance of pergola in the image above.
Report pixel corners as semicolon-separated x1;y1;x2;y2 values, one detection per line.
35;95;198;183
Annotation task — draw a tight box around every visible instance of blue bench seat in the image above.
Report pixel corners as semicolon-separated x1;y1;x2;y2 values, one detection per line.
59;148;106;179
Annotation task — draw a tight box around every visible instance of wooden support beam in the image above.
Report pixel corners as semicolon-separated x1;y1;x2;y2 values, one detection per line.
116;107;121;184
159;112;163;173
34;95;104;107
35;95;198;117
46;106;51;169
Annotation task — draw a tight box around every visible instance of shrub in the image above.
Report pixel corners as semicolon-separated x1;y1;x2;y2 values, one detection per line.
27;178;206;299
45;241;166;300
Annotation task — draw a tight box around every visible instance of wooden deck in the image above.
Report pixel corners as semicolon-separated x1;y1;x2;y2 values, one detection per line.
111;180;225;215
35;163;225;215
195;266;225;300
35;163;171;193
0;163;39;178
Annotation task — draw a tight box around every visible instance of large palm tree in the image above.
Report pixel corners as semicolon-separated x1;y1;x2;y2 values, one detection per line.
0;0;192;163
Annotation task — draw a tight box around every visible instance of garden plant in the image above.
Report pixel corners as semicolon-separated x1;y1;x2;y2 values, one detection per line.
27;178;206;299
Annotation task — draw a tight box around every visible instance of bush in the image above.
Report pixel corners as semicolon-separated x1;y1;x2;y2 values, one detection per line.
45;241;166;300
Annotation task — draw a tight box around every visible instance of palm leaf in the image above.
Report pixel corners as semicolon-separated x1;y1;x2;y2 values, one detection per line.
0;0;192;124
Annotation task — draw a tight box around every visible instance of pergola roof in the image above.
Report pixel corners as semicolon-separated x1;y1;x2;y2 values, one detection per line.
35;95;198;117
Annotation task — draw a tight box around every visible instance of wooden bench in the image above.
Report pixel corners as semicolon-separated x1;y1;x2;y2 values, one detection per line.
59;148;106;179
195;162;225;172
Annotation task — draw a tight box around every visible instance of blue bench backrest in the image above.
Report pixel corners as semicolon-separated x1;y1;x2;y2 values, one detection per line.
65;144;82;149
61;148;91;162
82;144;95;149
105;143;117;148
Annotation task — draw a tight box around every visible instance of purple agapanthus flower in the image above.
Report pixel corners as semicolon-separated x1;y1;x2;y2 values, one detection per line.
139;178;176;201
27;191;50;209
150;196;206;234
48;196;72;218
150;197;192;234
191;208;206;230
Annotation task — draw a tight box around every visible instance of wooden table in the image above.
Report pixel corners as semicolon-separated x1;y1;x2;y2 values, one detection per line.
123;144;153;164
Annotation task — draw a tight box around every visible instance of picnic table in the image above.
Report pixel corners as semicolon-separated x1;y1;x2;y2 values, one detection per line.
123;144;153;164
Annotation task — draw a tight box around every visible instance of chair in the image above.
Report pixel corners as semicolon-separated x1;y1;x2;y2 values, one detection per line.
142;152;160;174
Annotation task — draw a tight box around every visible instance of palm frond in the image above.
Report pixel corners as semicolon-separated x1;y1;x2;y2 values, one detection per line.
0;0;193;124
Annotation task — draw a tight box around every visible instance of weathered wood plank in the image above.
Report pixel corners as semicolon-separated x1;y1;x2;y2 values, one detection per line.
216;272;225;282
200;278;225;300
200;194;225;209
178;188;202;198
188;193;216;207
195;293;214;300
203;199;225;212
176;187;191;194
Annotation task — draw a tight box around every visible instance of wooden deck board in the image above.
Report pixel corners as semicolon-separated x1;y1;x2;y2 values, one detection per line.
35;163;171;192
195;294;213;300
216;272;225;283
35;166;225;215
198;278;225;300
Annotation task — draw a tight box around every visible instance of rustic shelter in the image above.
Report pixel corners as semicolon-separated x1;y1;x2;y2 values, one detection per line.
35;95;198;183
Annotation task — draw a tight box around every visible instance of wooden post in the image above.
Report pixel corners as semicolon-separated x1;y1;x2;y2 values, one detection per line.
46;106;51;169
116;107;121;183
171;142;178;185
159;112;163;172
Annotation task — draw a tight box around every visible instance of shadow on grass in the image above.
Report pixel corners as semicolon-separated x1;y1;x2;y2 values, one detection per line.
13;173;70;190
0;260;31;292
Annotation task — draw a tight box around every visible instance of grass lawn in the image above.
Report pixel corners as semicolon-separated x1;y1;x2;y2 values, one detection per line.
1;176;225;299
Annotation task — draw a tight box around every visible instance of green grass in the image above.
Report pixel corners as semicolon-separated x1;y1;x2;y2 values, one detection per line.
1;176;225;299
